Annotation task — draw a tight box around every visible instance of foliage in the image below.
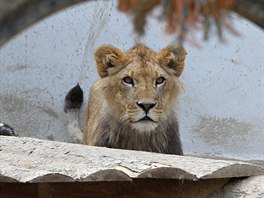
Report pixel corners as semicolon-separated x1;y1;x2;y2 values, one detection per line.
118;0;240;45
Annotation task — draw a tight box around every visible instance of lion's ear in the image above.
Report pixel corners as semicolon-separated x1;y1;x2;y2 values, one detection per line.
157;46;187;77
94;45;125;78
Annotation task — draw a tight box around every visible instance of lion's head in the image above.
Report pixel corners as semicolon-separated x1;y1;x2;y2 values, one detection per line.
94;44;187;133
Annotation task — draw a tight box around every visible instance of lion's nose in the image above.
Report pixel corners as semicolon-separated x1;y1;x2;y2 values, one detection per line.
137;102;156;113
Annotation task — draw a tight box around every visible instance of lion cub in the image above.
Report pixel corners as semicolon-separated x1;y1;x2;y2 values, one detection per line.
67;44;187;155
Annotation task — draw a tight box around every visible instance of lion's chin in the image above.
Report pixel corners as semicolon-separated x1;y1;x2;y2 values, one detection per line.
131;121;158;132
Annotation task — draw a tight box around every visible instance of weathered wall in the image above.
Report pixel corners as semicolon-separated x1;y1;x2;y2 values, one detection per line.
0;1;263;160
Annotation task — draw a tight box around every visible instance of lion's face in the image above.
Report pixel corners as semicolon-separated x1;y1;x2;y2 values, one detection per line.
94;44;186;132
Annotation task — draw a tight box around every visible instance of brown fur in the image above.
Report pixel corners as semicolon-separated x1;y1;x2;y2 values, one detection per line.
83;44;187;155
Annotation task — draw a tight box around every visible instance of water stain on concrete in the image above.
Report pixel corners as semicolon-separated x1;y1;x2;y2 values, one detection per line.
39;106;59;119
223;85;241;95
0;94;57;139
6;64;28;72
0;94;27;112
193;116;252;152
0;94;39;137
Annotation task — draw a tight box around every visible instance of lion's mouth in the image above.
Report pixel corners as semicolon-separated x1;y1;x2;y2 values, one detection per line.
138;115;154;122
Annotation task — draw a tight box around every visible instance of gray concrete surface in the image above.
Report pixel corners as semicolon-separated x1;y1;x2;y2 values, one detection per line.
0;1;263;160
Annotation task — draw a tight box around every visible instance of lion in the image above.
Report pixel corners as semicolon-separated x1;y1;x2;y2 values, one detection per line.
65;44;187;155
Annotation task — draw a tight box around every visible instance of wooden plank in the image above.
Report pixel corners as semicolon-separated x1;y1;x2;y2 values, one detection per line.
0;136;263;183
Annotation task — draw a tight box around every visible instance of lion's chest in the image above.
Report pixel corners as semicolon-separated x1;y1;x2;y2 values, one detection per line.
95;116;183;155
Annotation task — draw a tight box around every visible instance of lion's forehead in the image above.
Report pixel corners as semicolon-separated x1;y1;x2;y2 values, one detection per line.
122;59;166;79
126;44;157;58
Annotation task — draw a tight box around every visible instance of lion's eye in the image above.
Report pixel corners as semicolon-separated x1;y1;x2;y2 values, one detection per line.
155;77;166;86
123;76;134;85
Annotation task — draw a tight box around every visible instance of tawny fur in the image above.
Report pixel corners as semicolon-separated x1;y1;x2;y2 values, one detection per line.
83;44;187;155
